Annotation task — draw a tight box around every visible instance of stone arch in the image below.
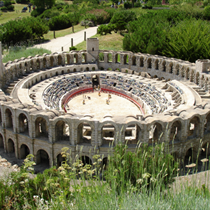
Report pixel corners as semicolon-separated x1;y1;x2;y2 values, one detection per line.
80;155;92;165
108;53;112;63
186;68;190;80
74;54;78;63
195;72;199;85
43;57;47;69
123;54;128;65
181;67;185;78
115;54;120;63
154;59;159;70
82;53;87;63
149;122;163;143
101;123;116;146
7;138;15;153
56;153;66;167
36;59;40;70
66;54;70;64
0;133;4;149
162;60;166;72
36;149;50;167
190;70;194;82
200;75;205;88
200;141;210;159
175;65;179;76
58;55;62;65
184;146;198;164
188;116;200;138
19;144;30;159
77;122;92;145
124;123;142;145
50;56;54;67
5;108;13;129
132;56;136;66
18;113;29;135
169;63;173;73
169;120;182;142
35;117;48;138
140;57;144;67
55;120;70;142
147;58;152;69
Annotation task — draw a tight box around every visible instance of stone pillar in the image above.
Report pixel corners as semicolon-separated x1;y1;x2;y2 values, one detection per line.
0;42;5;77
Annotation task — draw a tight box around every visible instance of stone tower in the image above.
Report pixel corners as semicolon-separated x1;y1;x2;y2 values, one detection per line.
86;38;99;63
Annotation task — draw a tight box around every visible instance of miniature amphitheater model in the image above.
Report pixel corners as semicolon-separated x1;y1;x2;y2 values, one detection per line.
0;38;210;168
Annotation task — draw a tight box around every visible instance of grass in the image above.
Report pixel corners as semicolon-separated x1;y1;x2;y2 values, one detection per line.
2;47;51;63
43;24;89;40
76;32;124;51
0;3;31;25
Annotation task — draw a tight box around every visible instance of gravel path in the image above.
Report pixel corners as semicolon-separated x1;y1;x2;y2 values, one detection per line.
34;26;98;53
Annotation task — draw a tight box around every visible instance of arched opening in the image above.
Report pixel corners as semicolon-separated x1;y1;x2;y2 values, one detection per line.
36;59;40;70
99;53;104;62
0;134;4;149
132;56;136;66
162;61;166;72
115;54;120;63
58;55;62;65
80;156;92;165
50;56;54;67
43;58;46;69
176;65;179;76
36;149;50;167
185;147;198;165
147;58;152;69
190;71;194;82
101;124;115;146
186;68;190;80
123;55;128;65
74;54;78;63
56;153;66;167
82;53;87;63
169;63;173;73
102;157;108;170
35;117;48;138
108;53;112;63
77;123;92;144
5;109;13;129
92;75;99;88
19;113;29;135
149;123;163;143
66;54;70;64
0;109;2;125
204;113;210;133
155;59;159;70
181;67;185;78
8;138;15;153
140;57;144;67
20;144;30;159
169;121;181;141
195;72;199;85
125;124;141;145
55;121;70;142
188;116;200;138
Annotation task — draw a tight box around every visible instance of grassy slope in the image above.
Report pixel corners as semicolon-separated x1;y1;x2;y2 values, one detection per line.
0;3;30;25
76;32;124;51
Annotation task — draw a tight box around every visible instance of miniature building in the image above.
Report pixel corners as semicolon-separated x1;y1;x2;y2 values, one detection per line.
0;38;210;168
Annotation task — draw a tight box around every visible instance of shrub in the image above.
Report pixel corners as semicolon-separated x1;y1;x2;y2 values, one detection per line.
110;10;136;31
48;14;72;30
124;2;132;9
0;6;7;11
6;4;14;11
69;46;77;51
204;5;210;19
97;24;116;35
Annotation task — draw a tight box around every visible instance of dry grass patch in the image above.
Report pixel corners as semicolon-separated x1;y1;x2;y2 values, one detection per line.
76;32;123;51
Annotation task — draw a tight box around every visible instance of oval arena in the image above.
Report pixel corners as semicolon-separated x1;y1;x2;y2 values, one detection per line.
0;38;210;168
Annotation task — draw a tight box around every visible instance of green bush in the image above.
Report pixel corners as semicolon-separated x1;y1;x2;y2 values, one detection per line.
97;24;115;35
110;10;136;31
204;5;210;20
124;2;132;9
48;14;72;30
0;6;7;11
39;9;60;19
6;4;14;10
16;0;28;3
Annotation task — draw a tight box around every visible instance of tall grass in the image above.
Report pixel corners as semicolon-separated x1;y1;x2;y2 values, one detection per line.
0;143;209;209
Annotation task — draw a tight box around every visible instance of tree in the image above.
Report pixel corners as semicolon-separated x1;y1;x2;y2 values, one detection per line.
30;0;55;10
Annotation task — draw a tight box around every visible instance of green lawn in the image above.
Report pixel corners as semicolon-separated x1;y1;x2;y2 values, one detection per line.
0;3;31;25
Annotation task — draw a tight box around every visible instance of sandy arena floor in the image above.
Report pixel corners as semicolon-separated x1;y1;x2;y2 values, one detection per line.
66;92;142;119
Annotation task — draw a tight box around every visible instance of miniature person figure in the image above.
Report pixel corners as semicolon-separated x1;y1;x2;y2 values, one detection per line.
98;91;101;96
83;100;85;105
108;93;111;99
